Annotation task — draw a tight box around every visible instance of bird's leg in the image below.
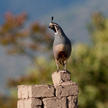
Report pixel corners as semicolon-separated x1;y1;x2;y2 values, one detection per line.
64;60;67;72
55;59;59;72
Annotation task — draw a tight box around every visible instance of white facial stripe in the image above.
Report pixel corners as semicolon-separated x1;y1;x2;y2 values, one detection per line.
55;26;58;34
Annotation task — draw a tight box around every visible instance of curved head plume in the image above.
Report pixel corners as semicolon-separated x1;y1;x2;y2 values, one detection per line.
49;16;62;34
51;16;54;22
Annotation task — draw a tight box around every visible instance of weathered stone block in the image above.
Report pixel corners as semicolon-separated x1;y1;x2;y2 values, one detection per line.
17;98;42;108
29;85;54;98
52;70;71;85
67;96;78;108
17;100;24;108
18;85;29;99
24;98;42;108
55;81;79;97
43;97;66;108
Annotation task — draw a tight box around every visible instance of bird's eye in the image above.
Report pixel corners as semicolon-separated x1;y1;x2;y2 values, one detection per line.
55;25;58;29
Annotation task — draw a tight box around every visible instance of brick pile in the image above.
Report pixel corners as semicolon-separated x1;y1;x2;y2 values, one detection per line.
17;70;79;108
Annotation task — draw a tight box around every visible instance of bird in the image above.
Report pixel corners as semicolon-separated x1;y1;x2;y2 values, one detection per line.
49;16;72;72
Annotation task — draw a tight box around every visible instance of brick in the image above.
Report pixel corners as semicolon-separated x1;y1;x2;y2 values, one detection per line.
18;85;29;99
29;85;54;98
67;96;78;108
52;70;71;85
55;81;79;97
17;98;42;108
24;98;42;108
43;97;66;108
17;100;24;108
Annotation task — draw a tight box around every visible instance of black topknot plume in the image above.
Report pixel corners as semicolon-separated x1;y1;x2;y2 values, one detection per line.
51;16;54;22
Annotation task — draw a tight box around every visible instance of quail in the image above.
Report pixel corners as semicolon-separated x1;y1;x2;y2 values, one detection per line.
49;17;72;72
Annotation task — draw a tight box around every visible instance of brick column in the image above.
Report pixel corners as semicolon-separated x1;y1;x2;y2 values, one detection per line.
17;70;79;108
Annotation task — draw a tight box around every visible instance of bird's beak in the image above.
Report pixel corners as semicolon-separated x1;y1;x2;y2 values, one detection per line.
48;25;51;28
48;23;52;28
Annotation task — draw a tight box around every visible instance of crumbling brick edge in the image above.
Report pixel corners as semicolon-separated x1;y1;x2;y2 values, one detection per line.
17;70;79;108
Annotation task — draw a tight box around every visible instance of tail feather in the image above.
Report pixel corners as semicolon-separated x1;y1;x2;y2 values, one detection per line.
59;61;65;66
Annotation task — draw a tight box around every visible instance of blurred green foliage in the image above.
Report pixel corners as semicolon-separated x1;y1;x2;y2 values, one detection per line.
0;11;53;61
0;11;108;108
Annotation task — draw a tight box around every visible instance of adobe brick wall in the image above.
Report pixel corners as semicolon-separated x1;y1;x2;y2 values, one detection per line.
17;70;79;108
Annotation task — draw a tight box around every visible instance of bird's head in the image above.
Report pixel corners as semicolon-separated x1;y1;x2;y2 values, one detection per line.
49;16;62;34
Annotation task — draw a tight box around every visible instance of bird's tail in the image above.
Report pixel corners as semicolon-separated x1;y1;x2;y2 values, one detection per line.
59;61;65;66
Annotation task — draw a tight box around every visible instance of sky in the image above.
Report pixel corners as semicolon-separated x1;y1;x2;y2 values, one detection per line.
0;0;75;22
0;0;108;94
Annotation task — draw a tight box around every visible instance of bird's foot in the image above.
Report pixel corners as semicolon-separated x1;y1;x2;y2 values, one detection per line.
64;69;67;72
57;69;59;72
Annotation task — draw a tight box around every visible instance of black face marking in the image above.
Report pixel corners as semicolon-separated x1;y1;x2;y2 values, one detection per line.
49;24;56;32
53;25;56;32
51;16;54;22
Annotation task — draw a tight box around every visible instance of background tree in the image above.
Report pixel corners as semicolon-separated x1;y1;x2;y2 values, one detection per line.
72;11;108;108
0;11;53;108
0;12;53;65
